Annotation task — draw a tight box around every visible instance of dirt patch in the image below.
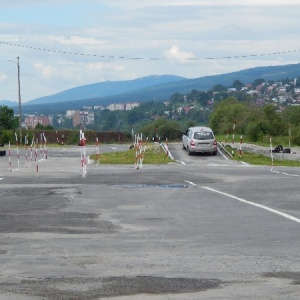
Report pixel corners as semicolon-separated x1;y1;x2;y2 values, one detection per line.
263;272;300;285
0;276;222;299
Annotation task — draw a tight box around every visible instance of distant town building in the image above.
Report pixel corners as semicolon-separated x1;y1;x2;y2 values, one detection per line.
294;88;300;95
24;115;50;128
72;111;94;128
106;102;140;111
66;110;78;117
94;105;106;110
278;87;287;95
125;102;140;110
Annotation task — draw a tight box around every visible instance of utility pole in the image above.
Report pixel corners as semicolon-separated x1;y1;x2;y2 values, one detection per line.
17;57;22;145
9;57;22;145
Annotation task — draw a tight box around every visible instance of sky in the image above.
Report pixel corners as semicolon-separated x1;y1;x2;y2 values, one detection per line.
1;0;300;103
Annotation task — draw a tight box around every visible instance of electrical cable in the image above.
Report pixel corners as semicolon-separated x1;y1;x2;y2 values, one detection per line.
1;41;300;61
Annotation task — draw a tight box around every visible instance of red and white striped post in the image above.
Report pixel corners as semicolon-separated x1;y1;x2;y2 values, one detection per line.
15;132;20;170
239;135;243;158
34;144;39;176
231;124;236;157
96;137;99;154
30;138;34;162
40;134;43;158
165;138;169;157
134;133;144;169
80;130;87;177
43;133;47;160
25;135;29;167
270;137;274;168
232;123;236;144
8;142;12;171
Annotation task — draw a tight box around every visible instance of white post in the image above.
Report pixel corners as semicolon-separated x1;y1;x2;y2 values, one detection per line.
270;138;274;167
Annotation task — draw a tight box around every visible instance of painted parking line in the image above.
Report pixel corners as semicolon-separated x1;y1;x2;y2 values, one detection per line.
202;186;300;224
218;148;229;160
271;168;300;177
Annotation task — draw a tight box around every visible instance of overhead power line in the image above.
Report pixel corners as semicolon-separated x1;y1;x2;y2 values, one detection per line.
1;41;300;61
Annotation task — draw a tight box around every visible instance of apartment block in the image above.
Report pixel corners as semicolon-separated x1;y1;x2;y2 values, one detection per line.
24;115;51;128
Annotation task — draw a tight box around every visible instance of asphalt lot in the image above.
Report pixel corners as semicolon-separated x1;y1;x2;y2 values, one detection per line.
0;143;299;299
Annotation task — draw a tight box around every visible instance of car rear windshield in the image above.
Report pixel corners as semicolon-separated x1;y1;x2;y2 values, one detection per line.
194;131;214;140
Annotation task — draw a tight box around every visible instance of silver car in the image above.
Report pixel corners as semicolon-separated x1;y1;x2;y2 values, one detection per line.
182;126;217;155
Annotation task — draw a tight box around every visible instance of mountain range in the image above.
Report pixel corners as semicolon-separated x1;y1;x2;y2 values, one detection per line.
2;63;300;114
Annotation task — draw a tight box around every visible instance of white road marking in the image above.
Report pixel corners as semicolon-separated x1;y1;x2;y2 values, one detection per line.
271;169;299;177
202;186;300;224
185;180;197;186
208;163;251;167
0;178;3;181
218;148;229;160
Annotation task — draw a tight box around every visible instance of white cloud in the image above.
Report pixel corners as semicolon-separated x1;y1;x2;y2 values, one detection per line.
0;73;8;81
49;35;104;46
99;0;300;8
34;62;58;79
164;45;196;63
86;62;126;72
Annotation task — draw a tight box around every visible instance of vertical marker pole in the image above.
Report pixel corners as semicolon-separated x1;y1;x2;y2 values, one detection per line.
25;135;28;167
56;130;59;144
232;123;236;144
96;137;99;154
35;144;39;176
239;135;243;158
40;134;43;158
270;138;274;168
30;138;34;161
8;141;12;171
80;130;84;168
15;132;19;170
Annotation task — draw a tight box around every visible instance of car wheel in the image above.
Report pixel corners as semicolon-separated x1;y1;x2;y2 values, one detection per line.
213;150;217;156
187;147;192;155
182;143;186;149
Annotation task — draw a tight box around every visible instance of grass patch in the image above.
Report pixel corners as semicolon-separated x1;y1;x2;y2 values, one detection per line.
233;150;300;167
90;143;173;164
216;134;295;148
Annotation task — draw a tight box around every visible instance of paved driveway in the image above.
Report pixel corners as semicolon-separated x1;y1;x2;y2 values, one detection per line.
0;144;299;299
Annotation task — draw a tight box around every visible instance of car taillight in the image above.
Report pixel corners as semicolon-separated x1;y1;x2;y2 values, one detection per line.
190;139;195;146
213;139;217;146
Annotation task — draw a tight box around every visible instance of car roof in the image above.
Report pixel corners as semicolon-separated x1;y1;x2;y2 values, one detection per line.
189;126;213;132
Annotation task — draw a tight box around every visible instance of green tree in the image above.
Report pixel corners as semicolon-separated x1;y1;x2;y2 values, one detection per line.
246;120;270;142
252;78;265;88
262;104;287;136
208;97;249;134
141;118;182;141
35;123;54;130
282;105;300;126
232;80;244;90
127;110;144;125
170;92;184;104
211;84;227;92
102;111;118;131
0;106;18;130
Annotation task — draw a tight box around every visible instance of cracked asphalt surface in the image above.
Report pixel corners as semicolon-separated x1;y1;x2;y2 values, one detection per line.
0;143;299;299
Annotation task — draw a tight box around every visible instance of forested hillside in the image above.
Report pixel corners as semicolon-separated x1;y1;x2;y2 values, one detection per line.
12;62;300;115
